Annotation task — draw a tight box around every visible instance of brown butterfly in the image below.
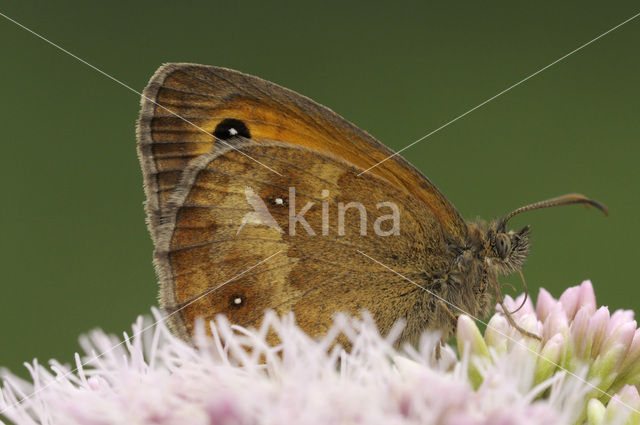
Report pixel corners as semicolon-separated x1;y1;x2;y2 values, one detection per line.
136;63;607;345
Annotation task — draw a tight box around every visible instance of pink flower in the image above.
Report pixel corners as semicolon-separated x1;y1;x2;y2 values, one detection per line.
458;280;640;425
0;310;564;425
1;280;639;425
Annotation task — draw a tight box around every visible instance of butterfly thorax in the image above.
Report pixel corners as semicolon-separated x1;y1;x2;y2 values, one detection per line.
439;219;531;325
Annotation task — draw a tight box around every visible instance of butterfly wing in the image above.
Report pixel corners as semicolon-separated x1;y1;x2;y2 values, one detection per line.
136;63;467;243
155;141;458;344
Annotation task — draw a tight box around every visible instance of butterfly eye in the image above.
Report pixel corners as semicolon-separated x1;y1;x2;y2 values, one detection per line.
496;233;511;259
214;118;251;140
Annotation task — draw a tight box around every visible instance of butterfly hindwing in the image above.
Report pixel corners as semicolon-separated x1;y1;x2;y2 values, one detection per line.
154;141;457;344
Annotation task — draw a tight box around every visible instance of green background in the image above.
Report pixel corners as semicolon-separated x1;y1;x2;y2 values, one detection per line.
0;1;638;377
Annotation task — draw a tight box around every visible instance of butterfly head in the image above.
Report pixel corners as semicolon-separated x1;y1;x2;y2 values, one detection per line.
489;223;531;275
461;194;606;341
487;193;608;274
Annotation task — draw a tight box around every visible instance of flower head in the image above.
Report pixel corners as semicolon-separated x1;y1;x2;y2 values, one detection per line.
0;280;639;425
458;280;640;424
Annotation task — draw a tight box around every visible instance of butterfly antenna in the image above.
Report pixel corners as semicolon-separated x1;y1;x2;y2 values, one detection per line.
499;193;608;231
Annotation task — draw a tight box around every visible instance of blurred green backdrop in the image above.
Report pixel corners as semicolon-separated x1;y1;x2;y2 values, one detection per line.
0;1;638;376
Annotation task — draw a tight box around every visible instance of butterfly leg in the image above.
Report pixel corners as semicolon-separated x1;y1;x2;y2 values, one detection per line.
439;301;459;325
434;301;459;360
499;301;541;341
435;340;443;360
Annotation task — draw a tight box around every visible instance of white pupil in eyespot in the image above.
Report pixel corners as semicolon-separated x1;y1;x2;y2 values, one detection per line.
229;128;238;136
233;297;242;305
275;198;283;205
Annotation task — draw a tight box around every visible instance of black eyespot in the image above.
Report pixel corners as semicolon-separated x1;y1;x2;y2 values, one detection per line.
230;294;246;308
214;118;251;140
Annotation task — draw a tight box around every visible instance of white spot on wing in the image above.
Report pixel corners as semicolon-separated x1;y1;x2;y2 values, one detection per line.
237;187;284;234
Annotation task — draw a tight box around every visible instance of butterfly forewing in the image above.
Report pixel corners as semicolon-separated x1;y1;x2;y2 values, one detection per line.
136;63;467;244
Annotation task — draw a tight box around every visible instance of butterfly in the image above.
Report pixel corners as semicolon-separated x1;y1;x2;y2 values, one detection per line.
136;63;606;345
